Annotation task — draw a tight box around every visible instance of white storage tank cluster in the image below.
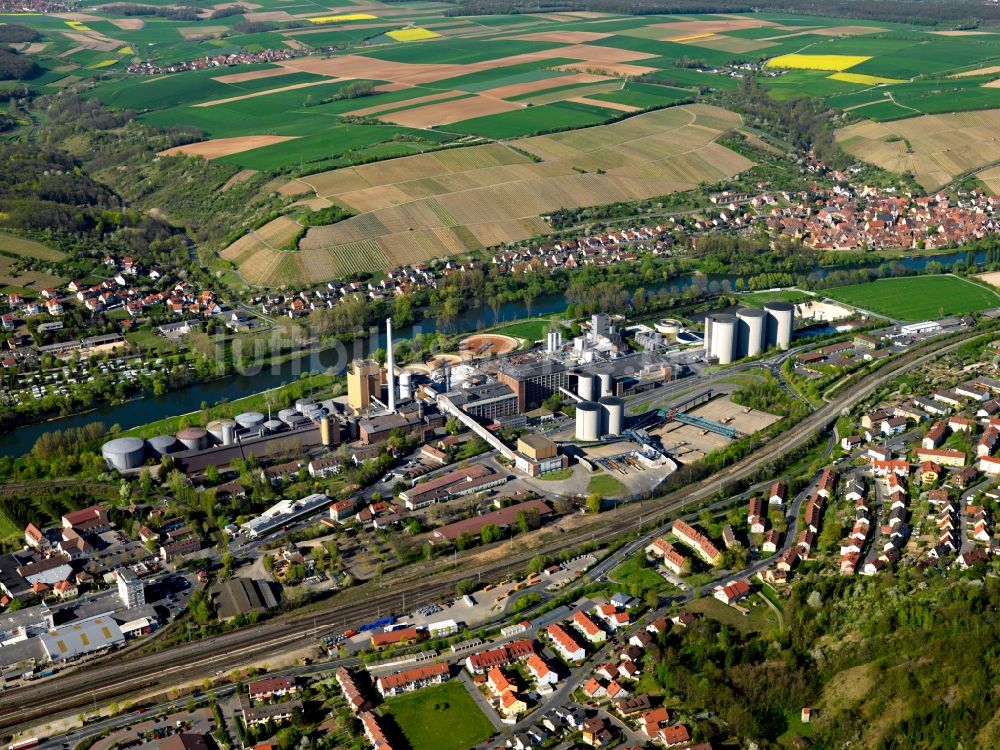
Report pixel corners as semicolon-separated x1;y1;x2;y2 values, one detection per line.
575;401;602;442
736;307;767;358
147;435;177;459
765;301;794;350
176;427;209;451
704;304;794;364
102;437;146;472
599;396;624;437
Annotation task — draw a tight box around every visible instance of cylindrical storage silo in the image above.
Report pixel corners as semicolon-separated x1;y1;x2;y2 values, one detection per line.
765;302;794;350
710;313;737;365
704;314;714;354
206;419;234;444
347;416;359;440
235;411;264;430
576;401;601;441
176;427;209;451
262;419;285;434
278;408;298;427
399;371;412;400
736;307;766;358
147;435;177;459
576;371;595;402
597;371;614;398
102;437;146;472
320;416;332;447
221;421;236;446
599;396;625;437
295;398;317;414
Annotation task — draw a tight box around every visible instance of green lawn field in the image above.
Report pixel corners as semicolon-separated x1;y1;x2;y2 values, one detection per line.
384;680;494;750
609;553;676;595
824;275;1000;320
588;474;627;497
492;318;559;341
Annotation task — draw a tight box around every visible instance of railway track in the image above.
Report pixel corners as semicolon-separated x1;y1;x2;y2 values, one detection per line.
0;330;969;732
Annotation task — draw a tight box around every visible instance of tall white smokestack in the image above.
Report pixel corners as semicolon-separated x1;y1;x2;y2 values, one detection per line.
386;317;396;413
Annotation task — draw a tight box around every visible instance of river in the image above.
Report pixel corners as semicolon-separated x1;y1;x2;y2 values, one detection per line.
0;248;983;457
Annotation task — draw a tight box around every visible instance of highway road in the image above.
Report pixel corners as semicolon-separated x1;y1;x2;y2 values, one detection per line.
0;328;978;733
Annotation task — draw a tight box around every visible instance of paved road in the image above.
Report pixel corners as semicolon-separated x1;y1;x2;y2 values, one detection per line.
0;328;980;733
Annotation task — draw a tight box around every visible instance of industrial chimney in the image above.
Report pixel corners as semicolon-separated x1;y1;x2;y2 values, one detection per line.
386;317;397;413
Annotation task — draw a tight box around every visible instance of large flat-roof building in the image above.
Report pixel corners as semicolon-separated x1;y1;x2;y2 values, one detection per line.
358;410;423;445
497;359;568;412
210;578;279;622
456;382;519;421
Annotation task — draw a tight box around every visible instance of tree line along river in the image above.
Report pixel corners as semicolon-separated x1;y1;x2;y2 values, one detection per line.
0;249;978;458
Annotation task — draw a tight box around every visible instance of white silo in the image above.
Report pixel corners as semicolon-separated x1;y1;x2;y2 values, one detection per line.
399;371;412;400
704;314;714;354
711;313;737;365
599;396;625;437
736;307;767;358
576;401;601;441
765;302;795;350
597;371;614;398
577;371;596;401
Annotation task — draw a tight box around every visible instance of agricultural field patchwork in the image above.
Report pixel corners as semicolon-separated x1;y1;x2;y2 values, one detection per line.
231;104;751;284
835;110;1000;190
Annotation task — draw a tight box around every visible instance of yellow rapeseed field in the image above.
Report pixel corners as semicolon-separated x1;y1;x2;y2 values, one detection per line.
89;59;118;68
308;14;378;24
828;72;903;85
386;27;441;42
118;46;133;55
765;53;870;71
64;20;91;31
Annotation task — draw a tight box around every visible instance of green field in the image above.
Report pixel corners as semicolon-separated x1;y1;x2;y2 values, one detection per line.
492;318;560;342
588;474;627;497
824;275;1000;320
609;553;677;595
0;232;67;261
687;593;780;634
384;681;494;750
739;289;812;305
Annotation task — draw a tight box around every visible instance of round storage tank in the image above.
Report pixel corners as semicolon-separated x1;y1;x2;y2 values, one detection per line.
147;435;177;459
597;371;614;398
176;427;209;451
765;301;794;350
235;411;265;430
399;371;412;400
575;401;602;442
710;313;737;365
599;396;625;437
736;307;767;358
655;319;681;336
102;437;146;472
295;398;317;413
221;422;236;446
704;314;714;353
576;371;595;401
262;419;285;434
207;418;236;445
